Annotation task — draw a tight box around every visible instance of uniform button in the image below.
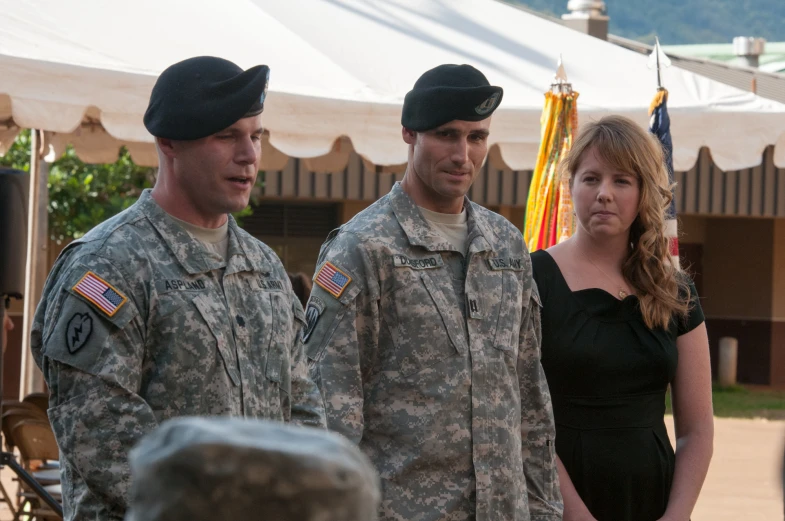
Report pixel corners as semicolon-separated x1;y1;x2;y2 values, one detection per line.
236;315;245;327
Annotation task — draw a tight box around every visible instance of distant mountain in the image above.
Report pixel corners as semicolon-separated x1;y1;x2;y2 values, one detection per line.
504;0;785;45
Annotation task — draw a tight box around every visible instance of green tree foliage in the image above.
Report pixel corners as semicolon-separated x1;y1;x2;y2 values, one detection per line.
0;130;155;243
506;0;785;45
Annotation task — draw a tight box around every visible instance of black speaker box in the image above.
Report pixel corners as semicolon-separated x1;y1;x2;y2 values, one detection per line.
0;168;29;297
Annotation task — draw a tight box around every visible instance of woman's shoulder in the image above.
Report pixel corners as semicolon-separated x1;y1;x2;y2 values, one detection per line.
530;248;551;267
673;270;705;335
530;249;557;282
531;248;564;305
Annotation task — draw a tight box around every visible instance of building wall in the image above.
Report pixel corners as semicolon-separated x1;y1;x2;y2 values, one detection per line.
769;220;785;386
682;216;783;385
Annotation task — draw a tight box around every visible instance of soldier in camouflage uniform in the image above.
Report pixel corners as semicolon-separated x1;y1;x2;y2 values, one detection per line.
30;56;326;521
125;416;380;521
303;64;563;520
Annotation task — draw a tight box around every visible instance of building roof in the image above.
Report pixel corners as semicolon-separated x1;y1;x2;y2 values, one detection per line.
610;35;785;104
662;42;785;73
502;1;785;104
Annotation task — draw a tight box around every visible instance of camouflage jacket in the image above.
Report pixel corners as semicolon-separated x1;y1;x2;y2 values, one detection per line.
31;190;326;521
304;183;563;521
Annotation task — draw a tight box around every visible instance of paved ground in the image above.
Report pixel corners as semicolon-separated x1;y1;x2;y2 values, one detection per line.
668;416;784;521
0;417;781;520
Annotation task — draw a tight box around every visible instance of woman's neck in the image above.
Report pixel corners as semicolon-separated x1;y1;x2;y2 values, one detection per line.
571;227;630;269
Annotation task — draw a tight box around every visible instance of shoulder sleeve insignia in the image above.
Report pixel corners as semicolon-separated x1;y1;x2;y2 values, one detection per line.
314;261;352;299
72;271;128;317
65;312;93;353
301;296;326;343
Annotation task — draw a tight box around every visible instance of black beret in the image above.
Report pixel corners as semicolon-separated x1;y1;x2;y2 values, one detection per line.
401;64;503;132
144;56;270;140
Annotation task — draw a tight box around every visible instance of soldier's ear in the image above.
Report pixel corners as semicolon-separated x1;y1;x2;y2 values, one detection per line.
402;127;417;145
156;137;178;159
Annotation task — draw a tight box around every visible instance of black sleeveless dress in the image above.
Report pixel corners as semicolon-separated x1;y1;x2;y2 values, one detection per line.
532;250;704;521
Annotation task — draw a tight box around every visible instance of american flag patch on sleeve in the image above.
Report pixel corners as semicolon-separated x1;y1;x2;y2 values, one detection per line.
72;271;128;317
314;261;352;299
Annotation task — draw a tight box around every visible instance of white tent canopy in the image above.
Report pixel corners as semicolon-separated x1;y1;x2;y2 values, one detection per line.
2;0;785;171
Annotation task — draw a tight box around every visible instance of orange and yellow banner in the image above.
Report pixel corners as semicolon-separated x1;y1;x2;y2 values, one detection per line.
523;90;579;252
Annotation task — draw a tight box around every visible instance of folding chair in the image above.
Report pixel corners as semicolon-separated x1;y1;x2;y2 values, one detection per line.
11;420;61;520
2;409;48;453
1;407;54;517
21;395;49;417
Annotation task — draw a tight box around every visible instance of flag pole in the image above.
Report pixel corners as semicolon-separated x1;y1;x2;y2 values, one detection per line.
647;38;679;267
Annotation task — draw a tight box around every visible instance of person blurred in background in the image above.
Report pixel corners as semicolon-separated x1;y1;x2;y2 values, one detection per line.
288;272;313;309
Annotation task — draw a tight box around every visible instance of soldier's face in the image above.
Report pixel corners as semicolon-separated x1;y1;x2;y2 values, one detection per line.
403;118;490;212
171;114;263;222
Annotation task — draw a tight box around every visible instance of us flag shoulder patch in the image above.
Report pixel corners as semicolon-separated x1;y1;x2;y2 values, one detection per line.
72;271;128;317
314;261;352;299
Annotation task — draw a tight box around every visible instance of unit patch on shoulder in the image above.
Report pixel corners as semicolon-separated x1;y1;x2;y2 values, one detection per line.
314;261;352;299
72;271;128;317
301;296;326;343
65;312;93;353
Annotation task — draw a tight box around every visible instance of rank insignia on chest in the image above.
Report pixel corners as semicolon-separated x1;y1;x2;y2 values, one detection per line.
314;261;352;298
72;271;128;317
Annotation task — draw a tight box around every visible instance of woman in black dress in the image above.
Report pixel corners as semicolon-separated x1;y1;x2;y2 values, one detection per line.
532;115;713;521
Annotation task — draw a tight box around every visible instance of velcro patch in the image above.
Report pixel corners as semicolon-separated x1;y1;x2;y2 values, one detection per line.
487;257;525;271
393;254;443;270
156;278;208;293
72;271;128;317
65;312;93;353
255;277;286;291
314;262;352;298
301;296;326;343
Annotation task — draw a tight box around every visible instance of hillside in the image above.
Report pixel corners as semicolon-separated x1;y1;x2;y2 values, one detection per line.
505;0;785;45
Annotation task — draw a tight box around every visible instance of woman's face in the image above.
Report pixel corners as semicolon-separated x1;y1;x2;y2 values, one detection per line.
571;146;641;240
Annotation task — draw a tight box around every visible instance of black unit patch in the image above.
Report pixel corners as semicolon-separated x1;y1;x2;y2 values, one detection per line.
301;296;326;344
66;312;93;354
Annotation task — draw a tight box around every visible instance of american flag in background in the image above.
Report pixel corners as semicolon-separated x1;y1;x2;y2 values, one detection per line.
649;88;680;268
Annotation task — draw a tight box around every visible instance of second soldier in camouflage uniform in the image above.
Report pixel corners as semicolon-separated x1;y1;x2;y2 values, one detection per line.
30;56;326;521
303;64;563;520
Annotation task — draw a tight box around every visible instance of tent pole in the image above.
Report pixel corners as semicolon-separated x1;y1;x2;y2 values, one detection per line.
19;129;48;399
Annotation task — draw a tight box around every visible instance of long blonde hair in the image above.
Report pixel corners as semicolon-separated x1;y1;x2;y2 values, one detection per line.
561;115;689;329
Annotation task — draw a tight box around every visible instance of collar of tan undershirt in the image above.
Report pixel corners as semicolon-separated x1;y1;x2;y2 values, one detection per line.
418;206;469;254
167;213;230;261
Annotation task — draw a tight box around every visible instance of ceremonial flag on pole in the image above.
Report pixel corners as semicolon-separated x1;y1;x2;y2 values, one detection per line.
647;38;679;267
523;58;579;252
648;88;679;267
